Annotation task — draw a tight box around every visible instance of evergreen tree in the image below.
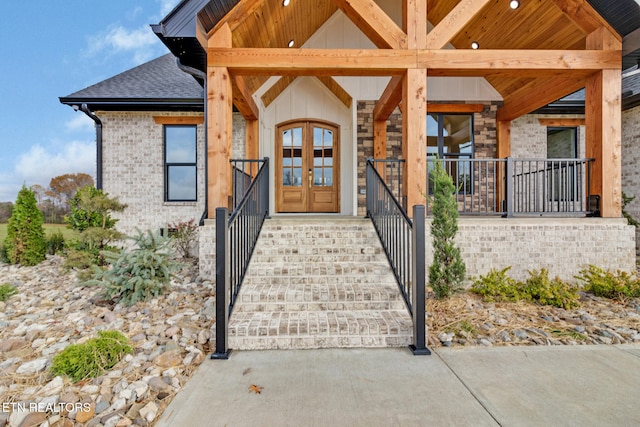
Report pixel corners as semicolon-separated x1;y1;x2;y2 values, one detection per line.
4;186;47;266
428;160;466;298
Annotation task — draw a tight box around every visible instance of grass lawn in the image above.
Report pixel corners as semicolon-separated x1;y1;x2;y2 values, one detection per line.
0;223;78;243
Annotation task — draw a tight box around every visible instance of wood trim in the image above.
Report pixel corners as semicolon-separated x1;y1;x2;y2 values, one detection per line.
232;75;259;120
207;0;266;35
316;76;352;109
426;0;492;49
538;118;585;127
153;116;204;125
332;0;407;49
207;48;621;76
426;103;484;113
261;76;296;107
550;0;621;42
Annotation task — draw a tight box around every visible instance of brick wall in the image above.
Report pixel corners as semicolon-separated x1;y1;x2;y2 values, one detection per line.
622;105;640;254
425;218;636;282
511;115;586;158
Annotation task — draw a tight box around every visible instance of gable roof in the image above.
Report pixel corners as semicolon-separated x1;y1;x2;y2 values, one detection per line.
59;54;203;111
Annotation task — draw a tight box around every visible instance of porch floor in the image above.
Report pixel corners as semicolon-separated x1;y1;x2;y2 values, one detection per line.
227;216;413;350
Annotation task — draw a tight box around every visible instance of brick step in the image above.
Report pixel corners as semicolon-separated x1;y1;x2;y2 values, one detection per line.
248;254;387;263
241;275;399;286
243;262;397;276
228;310;413;350
253;247;384;256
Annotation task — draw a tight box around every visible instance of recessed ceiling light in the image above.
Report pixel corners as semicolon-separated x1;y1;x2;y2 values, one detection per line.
471;41;479;50
288;39;295;47
510;0;520;9
283;0;290;6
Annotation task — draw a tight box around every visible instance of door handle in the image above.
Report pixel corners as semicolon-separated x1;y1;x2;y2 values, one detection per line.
308;168;312;188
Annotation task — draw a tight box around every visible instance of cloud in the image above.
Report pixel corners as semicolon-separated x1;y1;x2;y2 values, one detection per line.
0;141;95;202
84;24;161;65
65;114;95;133
159;0;181;17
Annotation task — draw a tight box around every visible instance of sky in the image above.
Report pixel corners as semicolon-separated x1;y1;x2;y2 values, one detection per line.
0;1;182;202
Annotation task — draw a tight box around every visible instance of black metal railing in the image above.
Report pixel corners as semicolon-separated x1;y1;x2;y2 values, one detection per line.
213;157;269;359
366;159;429;355
369;159;405;208
422;157;595;217
231;159;266;209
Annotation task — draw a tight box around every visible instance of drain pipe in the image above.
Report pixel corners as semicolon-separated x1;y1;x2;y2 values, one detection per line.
78;104;103;190
176;58;208;225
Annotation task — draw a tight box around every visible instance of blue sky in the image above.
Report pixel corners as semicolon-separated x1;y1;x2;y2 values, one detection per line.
0;0;181;202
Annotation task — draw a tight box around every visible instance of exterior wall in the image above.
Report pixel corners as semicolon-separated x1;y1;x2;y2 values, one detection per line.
511;114;586;158
425;218;636;282
622;105;640;254
356;101;500;216
199;220;216;279
100;111;206;237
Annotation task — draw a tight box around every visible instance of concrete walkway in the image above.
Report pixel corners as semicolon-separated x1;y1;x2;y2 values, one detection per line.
157;345;640;426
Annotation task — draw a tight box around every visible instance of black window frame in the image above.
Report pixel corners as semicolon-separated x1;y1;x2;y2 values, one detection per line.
163;124;198;202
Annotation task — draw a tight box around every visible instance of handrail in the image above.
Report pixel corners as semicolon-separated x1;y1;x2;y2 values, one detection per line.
366;158;429;355
212;157;269;359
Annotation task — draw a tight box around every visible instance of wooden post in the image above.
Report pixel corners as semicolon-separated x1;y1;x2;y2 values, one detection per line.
246;119;260;175
373;120;387;179
402;69;427;211
585;28;622;218
206;24;234;217
496;120;511;212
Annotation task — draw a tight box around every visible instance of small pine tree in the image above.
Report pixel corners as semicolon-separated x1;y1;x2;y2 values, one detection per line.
428;159;466;298
4;186;47;266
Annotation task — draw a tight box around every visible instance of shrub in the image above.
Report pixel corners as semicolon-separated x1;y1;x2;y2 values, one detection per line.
88;230;182;306
50;330;132;382
168;219;198;259
470;267;522;302
0;283;18;302
428;158;466;299
4;186;47;266
47;230;65;255
575;265;640;302
523;269;580;310
622;192;640;228
0;244;8;264
471;267;580;309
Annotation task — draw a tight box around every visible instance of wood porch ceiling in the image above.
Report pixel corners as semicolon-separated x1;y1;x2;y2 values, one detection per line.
198;0;621;117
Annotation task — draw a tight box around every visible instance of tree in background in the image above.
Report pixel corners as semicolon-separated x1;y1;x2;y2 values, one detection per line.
46;173;94;209
428;159;466;299
3;186;47;266
0;202;13;223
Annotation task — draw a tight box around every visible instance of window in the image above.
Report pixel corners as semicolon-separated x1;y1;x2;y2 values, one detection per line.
547;127;578;202
426;113;474;193
164;125;197;202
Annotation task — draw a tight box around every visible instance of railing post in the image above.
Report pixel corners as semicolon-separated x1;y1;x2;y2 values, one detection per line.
212;207;232;360
505;157;514;218
366;158;373;218
409;205;430;356
262;157;270;218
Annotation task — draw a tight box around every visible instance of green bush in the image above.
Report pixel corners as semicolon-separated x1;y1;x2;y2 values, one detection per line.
0;244;8;264
168;219;198;259
50;330;132;382
575;265;640;302
87;230;182;306
523;269;580;309
4;186;47;266
0;283;18;302
471;267;580;309
470;267;523;302
428;158;466;299
47;230;65;255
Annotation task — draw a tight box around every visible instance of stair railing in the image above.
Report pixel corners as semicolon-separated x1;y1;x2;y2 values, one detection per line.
366;158;430;355
212;157;269;359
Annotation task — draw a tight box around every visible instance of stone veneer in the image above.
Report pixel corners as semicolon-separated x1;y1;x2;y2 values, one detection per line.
425;217;636;282
622;105;640;255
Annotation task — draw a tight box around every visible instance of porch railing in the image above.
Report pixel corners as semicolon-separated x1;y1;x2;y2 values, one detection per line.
213;157;269;359
423;157;595;217
366;159;429;355
231;159;266;209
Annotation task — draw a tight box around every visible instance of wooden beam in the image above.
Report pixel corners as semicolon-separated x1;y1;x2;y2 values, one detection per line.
206;0;266;35
246;119;259;162
207;48;620;76
550;0;621;41
538;118;585;127
426;0;492;49
373;120;387;179
207;24;234;217
426;103;484;113
496;120;511;211
332;0;407;49
261;76;297;107
405;0;426;49
497;77;587;121
316;76;352;109
153;116;204;125
374;76;403;121
623;27;640;56
231;75;259;120
402;68;427;211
